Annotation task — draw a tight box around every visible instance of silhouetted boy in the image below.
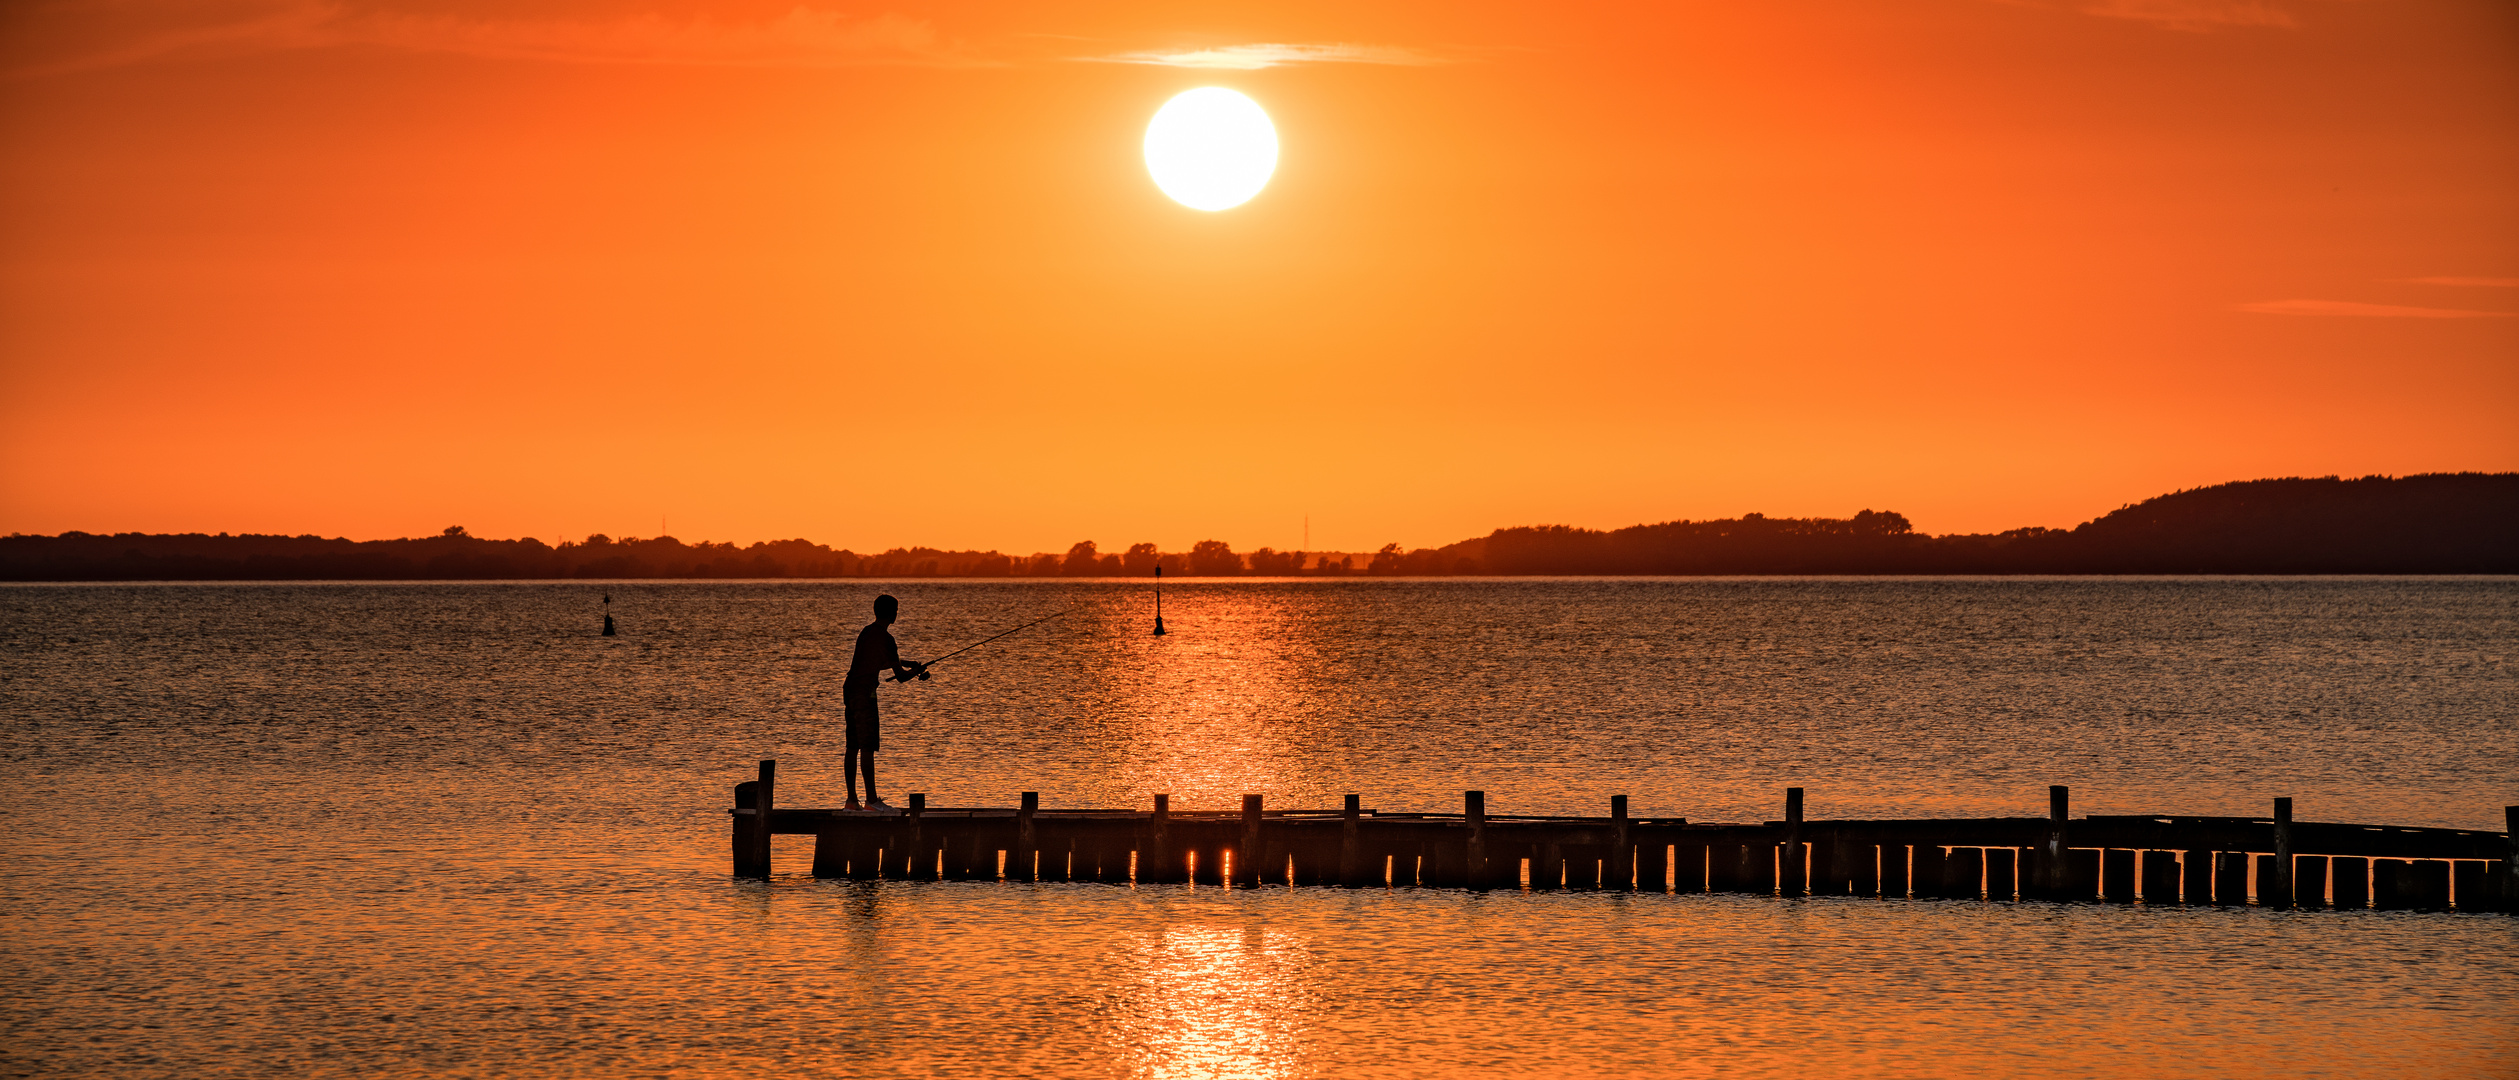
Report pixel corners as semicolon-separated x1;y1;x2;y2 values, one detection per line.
843;593;924;810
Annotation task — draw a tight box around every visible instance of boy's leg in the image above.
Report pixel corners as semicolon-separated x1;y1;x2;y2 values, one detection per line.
860;748;881;805
844;741;863;808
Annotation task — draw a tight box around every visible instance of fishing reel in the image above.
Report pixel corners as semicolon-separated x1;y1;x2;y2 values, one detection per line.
890;662;932;683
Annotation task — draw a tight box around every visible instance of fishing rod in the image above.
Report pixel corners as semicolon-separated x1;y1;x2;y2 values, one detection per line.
890;608;1072;682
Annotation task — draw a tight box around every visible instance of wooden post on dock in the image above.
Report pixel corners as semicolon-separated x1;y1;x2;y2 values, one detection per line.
1244;794;1269;887
2331;856;2369;908
907;793;927;880
1880;844;1909;898
1708;840;1745;892
2448;860;2488;911
2500;806;2518;912
1014;791;1039;882
1948;847;1987;900
1674;839;1707;893
2451;861;2483;911
1780;788;1805;896
2270;798;2294;910
2101;849;2135;902
1913;844;1947;898
1638;835;1668;893
2408;860;2451;909
732;759;775;879
2180;848;2210;905
2039;785;2068;899
1832;836;1872;897
1465;791;1491;890
1338;794;1364;886
2214;851;2246;905
2373;859;2410;908
1745;841;1779;895
2293;855;2328;909
2141;850;2180;904
1609;796;1632;891
1148;794;1179;884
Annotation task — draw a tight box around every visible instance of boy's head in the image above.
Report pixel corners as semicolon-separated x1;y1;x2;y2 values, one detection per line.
873;594;899;622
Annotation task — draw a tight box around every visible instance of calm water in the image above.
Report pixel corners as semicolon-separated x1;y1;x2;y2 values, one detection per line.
3;578;2514;1078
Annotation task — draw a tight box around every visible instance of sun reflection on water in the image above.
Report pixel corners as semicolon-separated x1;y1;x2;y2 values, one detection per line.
1097;924;1317;1080
1104;588;1329;806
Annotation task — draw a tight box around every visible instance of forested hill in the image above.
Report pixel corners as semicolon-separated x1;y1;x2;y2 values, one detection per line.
1462;473;2517;575
2;473;2511;580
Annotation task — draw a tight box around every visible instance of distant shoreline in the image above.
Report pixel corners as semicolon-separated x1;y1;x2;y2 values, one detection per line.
6;574;2514;586
5;473;2512;580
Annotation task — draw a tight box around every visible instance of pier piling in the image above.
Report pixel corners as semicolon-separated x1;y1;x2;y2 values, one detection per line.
1914;845;1948;898
2270;798;2295;909
2294;855;2329;908
1989;848;2019;902
1016;792;1039;882
2040;786;2070;900
2332;856;2368;908
2141;850;2179;904
2180;848;2210;904
2214;851;2246;906
1610;796;1632;892
1947;846;1984;901
1337;795;1362;887
731;759;774;879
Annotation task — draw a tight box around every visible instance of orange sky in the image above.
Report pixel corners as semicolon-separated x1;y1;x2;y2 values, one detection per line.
3;0;2513;552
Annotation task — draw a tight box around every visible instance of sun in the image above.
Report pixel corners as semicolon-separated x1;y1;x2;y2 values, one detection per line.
1143;88;1278;212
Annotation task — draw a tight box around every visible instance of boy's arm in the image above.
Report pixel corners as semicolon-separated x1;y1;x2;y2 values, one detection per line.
886;634;924;678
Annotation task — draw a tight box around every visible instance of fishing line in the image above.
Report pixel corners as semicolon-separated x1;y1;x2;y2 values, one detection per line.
891;607;1075;682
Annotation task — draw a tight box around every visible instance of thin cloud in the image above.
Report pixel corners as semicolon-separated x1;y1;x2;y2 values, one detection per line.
2236;299;2513;319
1088;43;1452;70
12;2;974;78
2409;276;2519;288
1995;0;2300;31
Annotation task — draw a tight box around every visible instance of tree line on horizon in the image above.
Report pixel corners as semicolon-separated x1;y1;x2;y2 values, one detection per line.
2;473;2510;581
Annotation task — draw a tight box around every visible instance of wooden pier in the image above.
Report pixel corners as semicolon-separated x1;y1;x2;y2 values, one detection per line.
730;762;2518;911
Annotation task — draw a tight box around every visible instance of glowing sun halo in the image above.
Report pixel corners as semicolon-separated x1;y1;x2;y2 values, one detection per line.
1143;88;1278;212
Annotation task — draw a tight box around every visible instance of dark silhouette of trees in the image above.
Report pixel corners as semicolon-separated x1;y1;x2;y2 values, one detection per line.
1185;540;1241;575
1060;541;1102;576
1367;542;1483;575
2020;473;2517;572
2;474;2506;580
1245;547;1306;574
